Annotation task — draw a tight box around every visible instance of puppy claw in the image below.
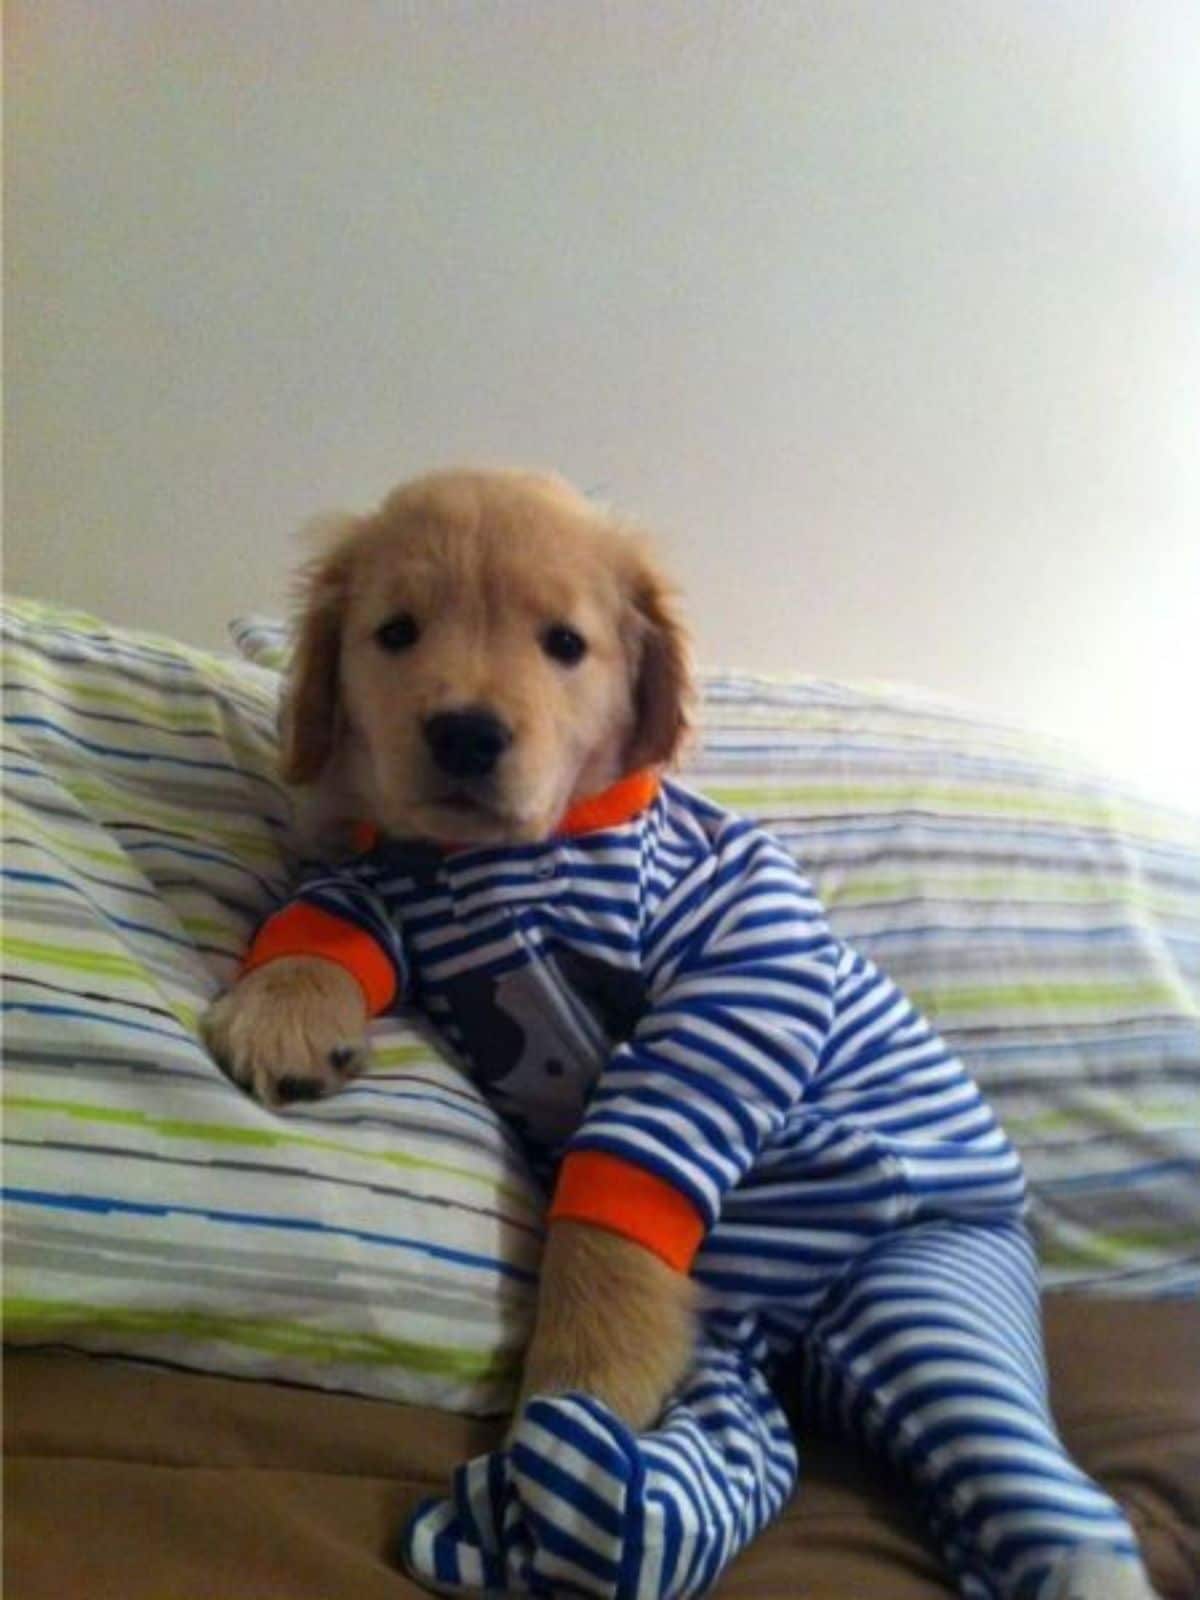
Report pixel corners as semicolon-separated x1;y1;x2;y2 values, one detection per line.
275;1075;326;1104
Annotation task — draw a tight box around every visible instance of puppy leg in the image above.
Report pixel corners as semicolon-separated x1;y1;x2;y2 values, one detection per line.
799;1219;1156;1600
202;957;369;1107
516;1220;697;1431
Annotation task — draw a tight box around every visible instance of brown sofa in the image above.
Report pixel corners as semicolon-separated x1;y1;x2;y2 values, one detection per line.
6;1296;1197;1599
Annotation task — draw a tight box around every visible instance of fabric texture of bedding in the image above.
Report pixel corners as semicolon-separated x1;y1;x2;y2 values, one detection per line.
2;598;1198;1418
2;600;541;1413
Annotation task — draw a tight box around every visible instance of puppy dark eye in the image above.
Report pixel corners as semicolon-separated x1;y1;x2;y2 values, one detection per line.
375;613;419;653
542;624;587;666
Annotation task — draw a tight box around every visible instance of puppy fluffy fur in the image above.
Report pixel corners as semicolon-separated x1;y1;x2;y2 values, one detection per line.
283;468;691;850
204;467;697;1428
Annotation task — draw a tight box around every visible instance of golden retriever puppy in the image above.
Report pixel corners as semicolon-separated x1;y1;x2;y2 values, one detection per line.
204;467;696;1428
206;472;1159;1600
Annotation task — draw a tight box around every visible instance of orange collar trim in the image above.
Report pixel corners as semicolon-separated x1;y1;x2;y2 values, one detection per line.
350;769;660;856
557;769;660;837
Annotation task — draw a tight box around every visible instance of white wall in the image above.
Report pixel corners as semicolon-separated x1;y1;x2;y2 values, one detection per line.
6;1;1199;806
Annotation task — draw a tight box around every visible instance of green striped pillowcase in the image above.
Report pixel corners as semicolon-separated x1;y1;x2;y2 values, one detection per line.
3;599;541;1411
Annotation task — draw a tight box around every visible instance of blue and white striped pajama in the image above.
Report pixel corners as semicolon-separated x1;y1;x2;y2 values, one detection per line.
245;777;1146;1598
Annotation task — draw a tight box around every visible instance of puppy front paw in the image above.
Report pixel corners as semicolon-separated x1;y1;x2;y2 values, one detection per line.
202;956;370;1108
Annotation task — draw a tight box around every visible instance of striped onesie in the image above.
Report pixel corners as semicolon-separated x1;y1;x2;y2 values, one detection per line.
244;773;1146;1599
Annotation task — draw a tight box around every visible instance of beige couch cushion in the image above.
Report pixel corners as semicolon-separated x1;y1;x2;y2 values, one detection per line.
5;1296;1196;1599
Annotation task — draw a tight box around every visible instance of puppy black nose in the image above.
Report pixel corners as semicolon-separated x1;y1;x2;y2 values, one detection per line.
423;710;513;779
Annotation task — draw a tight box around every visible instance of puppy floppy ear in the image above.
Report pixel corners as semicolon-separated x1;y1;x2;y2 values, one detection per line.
279;522;356;784
622;543;695;771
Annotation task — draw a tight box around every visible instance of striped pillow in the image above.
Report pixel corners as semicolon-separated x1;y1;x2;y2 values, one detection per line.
2;599;541;1410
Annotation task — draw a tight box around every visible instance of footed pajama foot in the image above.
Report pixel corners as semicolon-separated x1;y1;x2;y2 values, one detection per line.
403;1349;798;1599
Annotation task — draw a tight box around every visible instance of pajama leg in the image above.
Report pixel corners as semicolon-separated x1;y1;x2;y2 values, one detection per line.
796;1218;1150;1600
402;1341;798;1599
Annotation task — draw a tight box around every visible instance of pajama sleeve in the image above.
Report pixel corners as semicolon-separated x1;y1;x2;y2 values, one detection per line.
550;817;838;1270
241;862;407;1017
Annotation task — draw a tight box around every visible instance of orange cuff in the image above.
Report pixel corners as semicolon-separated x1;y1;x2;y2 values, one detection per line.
548;1150;706;1273
241;903;398;1015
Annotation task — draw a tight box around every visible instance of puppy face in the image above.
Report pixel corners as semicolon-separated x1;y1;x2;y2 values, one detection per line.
282;470;692;846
